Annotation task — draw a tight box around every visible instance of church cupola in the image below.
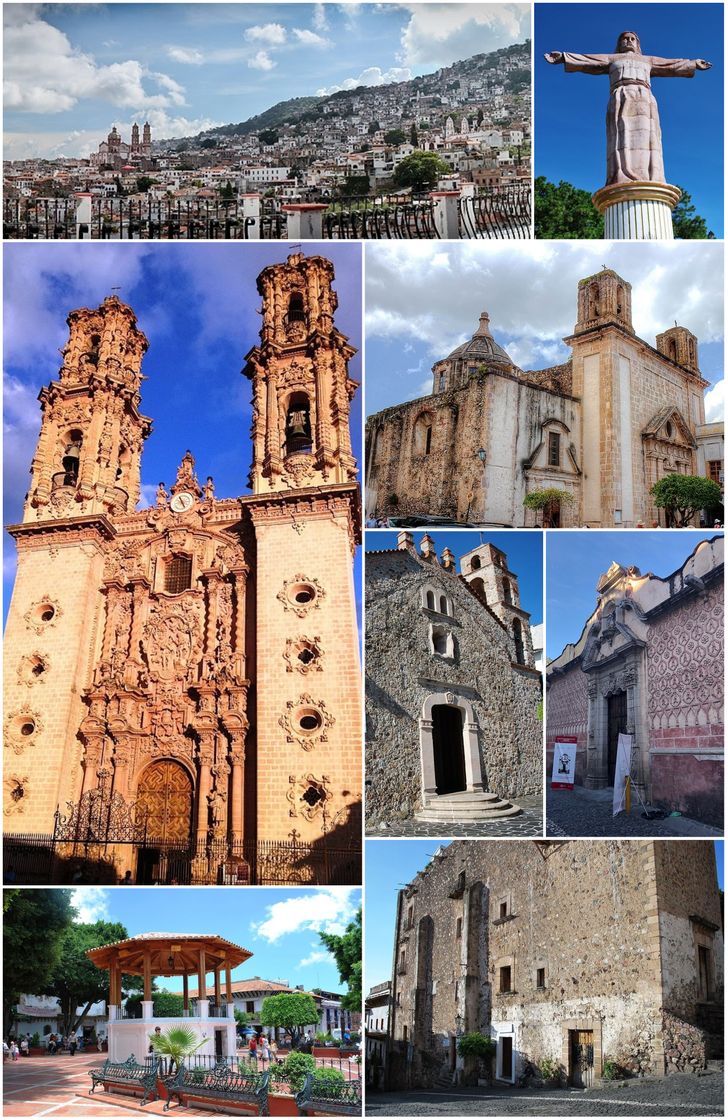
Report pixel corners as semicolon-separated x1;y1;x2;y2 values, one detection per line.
574;268;634;336
655;325;700;374
24;295;152;522
243;252;359;494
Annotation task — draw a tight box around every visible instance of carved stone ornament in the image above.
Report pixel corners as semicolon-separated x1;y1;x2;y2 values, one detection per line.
286;773;332;820
283;636;324;674
283;452;316;488
6;707;44;755
141;601;203;681
24;598;63;634
277;574;326;617
278;694;335;752
17;651;50;688
4;774;30;816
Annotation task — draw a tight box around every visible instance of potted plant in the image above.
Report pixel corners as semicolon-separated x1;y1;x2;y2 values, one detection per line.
28;1032;43;1056
457;1032;496;1086
149;1025;207;1101
268;1052;316;1116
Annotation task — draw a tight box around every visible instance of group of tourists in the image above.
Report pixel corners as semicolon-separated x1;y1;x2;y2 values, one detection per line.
241;1031;281;1066
3;1031;86;1059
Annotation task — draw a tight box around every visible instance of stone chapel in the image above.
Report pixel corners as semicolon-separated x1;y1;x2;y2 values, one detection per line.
365;267;720;527
3;252;362;885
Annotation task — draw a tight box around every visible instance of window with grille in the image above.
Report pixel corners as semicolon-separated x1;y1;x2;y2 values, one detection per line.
165;555;192;594
708;460;721;483
548;431;560;467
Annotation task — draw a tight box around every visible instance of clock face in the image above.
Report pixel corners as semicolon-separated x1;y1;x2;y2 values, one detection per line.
170;492;194;513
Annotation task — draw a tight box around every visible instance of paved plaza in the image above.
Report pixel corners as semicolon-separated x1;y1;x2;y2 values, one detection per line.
368;796;543;838
546;787;722;838
366;1065;724;1116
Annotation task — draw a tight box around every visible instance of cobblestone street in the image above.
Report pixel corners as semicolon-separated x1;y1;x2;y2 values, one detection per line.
367;796;543;837
546;788;722;838
366;1066;724;1116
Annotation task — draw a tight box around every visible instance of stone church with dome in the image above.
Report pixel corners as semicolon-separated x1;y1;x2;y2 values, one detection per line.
365;267;719;528
3;252;362;886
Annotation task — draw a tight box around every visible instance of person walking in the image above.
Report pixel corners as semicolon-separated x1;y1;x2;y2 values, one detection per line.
68;1031;77;1056
11;1041;19;1061
260;1036;270;1067
248;1033;257;1064
19;1037;29;1057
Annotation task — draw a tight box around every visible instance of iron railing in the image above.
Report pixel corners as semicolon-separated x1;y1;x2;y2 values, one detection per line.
322;194;438;239
4;198;76;239
457;183;531;238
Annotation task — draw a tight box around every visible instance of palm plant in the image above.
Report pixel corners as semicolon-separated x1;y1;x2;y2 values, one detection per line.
148;1025;206;1073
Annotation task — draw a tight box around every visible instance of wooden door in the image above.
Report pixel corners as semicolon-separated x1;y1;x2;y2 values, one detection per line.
500;1036;513;1080
570;1030;594;1088
432;705;466;794
136;760;193;841
607;691;627;783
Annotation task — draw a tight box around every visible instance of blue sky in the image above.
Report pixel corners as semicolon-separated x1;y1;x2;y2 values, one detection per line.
366;529;543;625
534;3;724;237
546;530;721;658
364;839;724;988
3;242;362;623
364;241;724;421
4;3;531;160
68;885;359;995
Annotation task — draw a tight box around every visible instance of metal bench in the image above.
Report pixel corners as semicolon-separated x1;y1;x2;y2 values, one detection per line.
89;1054;160;1105
295;1073;362;1116
164;1061;270;1114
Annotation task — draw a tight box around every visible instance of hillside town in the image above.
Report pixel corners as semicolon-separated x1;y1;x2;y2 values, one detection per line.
4;43;530;220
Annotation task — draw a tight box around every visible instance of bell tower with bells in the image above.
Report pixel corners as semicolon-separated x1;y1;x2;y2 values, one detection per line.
244;252;359;494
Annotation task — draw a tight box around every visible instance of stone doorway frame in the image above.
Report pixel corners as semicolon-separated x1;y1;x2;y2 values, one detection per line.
562;1018;603;1083
584;647;649;799
419;689;483;806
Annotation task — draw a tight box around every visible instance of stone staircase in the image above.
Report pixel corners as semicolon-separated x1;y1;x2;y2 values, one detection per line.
415;790;522;824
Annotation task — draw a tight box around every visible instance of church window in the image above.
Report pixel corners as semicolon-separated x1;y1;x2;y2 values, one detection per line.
471;577;485;601
291;582;316;605
668;340;677;362
588;282;600;319
708;461;721;484
30;657;46;677
513;619;524;665
616;284;624;315
502;580;512;605
295;705;324;735
536;967;546;989
414;413;435;455
499;965;512;993
10;781;25;803
285;392;313;455
439;595;448;615
470;555;481;570
287;291;306;323
438;374;446;391
665;421;673;439
426;590;436;610
20;720;36;737
424;426;432;455
689;339;696;365
302;784;325;808
298;648;315;666
548;431;560;467
456;917;462;939
41;606;55;622
165;554;192;594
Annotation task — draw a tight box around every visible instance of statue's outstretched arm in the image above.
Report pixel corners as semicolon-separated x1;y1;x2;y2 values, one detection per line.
650;56;712;78
545;51;611;74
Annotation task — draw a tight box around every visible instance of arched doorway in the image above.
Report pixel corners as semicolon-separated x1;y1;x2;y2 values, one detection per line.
135;761;193;883
432;705;466;794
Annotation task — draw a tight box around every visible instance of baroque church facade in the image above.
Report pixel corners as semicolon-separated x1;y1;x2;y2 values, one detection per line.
3;252;362;885
546;536;724;828
365;267;717;528
90;122;153;170
365;534;541;830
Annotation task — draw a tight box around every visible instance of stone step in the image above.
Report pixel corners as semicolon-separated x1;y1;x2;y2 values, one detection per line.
416;802;522;822
427;791;504;805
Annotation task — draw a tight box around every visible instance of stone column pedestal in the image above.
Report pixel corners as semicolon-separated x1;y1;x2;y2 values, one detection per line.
282;203;328;239
592;182;681;240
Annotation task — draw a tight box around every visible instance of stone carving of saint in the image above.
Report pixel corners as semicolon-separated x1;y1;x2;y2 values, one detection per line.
545;31;711;185
204;476;215;501
156;482;168;507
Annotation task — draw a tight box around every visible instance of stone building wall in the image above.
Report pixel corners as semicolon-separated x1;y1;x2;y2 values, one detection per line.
544;662;588;783
365;547;541;825
389;840;720;1089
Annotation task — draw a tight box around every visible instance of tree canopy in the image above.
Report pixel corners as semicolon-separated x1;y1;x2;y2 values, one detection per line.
3;890;74;1034
384;129;406;147
650;474;723;527
260;992;318;1044
49;920;142;1034
258;129;279;146
393;151;450;192
126;989;184;1019
672;187;715;239
534;177;603;239
523;488;575;528
318;907;361;1013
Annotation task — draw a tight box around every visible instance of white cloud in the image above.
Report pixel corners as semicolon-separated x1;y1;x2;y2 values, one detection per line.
71;887;111;923
167;46;205;66
317;66;412;96
398;3;530;70
4;9;190;116
704;380;724;422
299;948;331;968
293;29;331;48
313;4;329;33
5;106;222;159
248;50;275;72
244;23;287;46
252;888;358;944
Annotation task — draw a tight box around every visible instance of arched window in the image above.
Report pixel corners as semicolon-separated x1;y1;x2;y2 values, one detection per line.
287;292;305;323
470;555;481;570
502;580;512;605
438;374;446;391
669;339;677;362
285;392;312;455
414;413;434;456
588;282;600;319
439;594;448;615
513;619;524;665
61;429;83;486
616;284;624;315
426;590;435;610
689;339;696;365
470;577;486;601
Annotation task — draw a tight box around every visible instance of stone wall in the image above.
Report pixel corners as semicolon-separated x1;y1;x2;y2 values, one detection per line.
545;662;588;784
365;548;542;825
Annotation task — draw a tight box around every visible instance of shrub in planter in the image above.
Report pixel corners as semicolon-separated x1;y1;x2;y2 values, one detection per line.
281;1052;317;1093
602;1059;628;1081
457;1033;496;1061
311;1069;346;1091
537;1057;561;1085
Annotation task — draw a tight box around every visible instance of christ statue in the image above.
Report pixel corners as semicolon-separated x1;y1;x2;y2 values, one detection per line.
545;31;711;185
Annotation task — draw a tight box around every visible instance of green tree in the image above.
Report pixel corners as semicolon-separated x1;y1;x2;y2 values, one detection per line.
409;122;418;147
136;176;158;193
384;129;406;146
200;138;218;149
393;151;450;192
523;487;576;528
259;129;279;146
318;908;361;1013
260;992;318;1046
125;989;184;1019
3;890;74;1036
48;920;142;1034
367;120;381;135
534;177;603;239
672;186;715;239
650;473;723;527
339;175;370;198
476;108;484;126
234;1008;252;1030
149;1025;205;1073
220;180;235;199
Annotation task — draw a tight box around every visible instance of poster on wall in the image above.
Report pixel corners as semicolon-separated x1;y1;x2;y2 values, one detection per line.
551;736;577;789
612;733;634;816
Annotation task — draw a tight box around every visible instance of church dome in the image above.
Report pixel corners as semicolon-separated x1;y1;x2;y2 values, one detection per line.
444;312;515;370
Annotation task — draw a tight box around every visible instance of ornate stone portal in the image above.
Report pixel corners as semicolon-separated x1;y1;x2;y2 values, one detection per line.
3;253;362;883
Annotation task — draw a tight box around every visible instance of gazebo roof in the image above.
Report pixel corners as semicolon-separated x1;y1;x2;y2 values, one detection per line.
86;932;252;976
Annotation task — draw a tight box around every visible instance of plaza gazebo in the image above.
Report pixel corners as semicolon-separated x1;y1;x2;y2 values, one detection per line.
86;932;252;1062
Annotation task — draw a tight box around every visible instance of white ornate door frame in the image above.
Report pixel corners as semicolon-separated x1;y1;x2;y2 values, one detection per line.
419;688;483;805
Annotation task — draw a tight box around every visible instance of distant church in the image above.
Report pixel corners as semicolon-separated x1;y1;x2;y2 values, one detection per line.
365;268;722;528
90;122;153;170
3;253;362;886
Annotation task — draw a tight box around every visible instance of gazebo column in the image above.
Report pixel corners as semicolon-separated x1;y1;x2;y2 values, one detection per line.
226;966;235;1020
196;948;208;1018
214;966;221;1011
142;949;153;1020
183;973;189;1017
